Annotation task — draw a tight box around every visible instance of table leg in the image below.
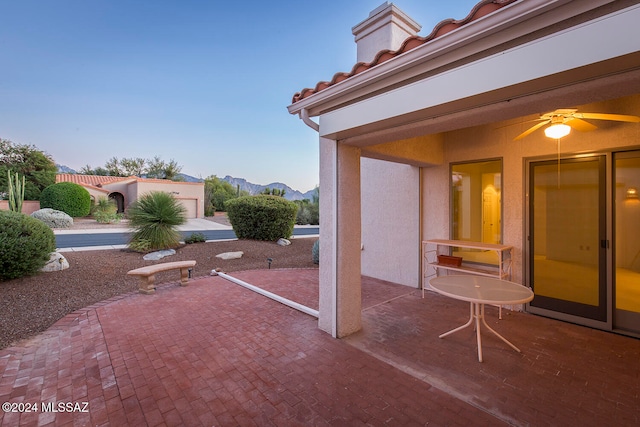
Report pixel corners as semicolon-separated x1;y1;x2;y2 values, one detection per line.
480;304;522;353
475;303;483;362
439;302;475;338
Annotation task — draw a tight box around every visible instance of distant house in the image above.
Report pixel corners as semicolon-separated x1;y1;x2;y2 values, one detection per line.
289;1;640;338
56;174;205;218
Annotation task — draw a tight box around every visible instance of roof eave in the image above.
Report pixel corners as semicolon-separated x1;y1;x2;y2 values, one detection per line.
287;0;614;118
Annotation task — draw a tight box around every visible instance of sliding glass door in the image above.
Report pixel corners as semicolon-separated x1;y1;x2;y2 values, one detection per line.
528;156;607;322
614;151;640;333
528;151;640;335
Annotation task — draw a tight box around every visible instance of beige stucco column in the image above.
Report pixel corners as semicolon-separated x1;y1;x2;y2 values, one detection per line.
318;137;362;337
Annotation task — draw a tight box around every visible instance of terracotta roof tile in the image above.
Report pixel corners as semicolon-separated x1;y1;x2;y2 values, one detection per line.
292;0;519;104
56;174;130;187
56;173;203;187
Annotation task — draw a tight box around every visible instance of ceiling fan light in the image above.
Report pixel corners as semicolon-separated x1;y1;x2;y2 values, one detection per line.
544;123;571;139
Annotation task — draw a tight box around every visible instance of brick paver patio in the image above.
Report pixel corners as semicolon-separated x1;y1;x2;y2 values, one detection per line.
1;268;638;426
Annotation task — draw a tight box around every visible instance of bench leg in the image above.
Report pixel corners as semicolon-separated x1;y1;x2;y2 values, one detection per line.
138;275;156;294
180;268;189;286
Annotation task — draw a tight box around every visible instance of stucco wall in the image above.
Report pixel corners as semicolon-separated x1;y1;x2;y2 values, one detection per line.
0;200;41;215
361;158;420;287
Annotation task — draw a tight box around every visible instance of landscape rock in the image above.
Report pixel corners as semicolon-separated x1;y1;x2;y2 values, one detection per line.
215;251;244;260
277;238;291;246
143;249;176;261
40;252;70;272
31;208;73;228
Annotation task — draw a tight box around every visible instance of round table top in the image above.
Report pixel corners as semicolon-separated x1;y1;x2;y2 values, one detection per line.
429;275;534;305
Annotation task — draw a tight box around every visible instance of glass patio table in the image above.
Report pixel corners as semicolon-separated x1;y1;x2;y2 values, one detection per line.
429;275;534;362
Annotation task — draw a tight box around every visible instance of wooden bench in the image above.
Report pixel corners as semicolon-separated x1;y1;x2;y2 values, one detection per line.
127;260;197;294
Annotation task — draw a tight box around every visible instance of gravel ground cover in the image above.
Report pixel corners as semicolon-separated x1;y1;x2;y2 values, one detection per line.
0;236;318;349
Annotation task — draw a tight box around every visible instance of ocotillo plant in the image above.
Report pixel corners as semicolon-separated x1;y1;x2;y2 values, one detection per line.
7;170;25;213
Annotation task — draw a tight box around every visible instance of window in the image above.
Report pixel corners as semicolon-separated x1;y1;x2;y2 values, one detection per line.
451;159;503;250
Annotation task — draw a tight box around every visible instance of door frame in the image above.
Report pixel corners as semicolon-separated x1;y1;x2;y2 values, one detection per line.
524;152;612;331
612;149;640;335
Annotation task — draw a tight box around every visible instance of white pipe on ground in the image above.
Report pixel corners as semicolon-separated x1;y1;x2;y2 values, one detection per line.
213;270;319;318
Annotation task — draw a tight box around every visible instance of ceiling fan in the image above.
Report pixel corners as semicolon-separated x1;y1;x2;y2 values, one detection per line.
513;109;640;141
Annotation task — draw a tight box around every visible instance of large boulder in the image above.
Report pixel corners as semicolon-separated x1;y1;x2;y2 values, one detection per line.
40;252;70;272
216;251;244;260
31;208;74;228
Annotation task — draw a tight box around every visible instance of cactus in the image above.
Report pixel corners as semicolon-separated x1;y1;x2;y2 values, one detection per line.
7;170;25;213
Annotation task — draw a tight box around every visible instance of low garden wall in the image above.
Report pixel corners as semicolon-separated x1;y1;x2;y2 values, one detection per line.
0;200;41;215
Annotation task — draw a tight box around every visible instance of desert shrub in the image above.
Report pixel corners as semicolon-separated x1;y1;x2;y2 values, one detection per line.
0;210;56;280
312;239;319;264
128;238;152;253
295;200;319;225
31;208;74;228
92;197;122;224
226;195;298;241
294;187;319;225
127;191;186;252
39;182;91;217
184;232;206;244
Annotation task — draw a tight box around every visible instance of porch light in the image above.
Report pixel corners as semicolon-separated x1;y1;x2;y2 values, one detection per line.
627;187;639;199
544;123;571;139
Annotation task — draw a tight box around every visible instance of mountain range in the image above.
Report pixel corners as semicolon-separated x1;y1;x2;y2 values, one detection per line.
56;165;316;202
221;176;316;201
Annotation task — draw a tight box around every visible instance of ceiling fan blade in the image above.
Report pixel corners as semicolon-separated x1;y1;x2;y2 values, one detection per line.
577;113;640;123
565;118;597;132
513;120;550;140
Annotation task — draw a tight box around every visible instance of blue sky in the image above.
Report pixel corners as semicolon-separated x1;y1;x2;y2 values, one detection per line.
1;0;480;192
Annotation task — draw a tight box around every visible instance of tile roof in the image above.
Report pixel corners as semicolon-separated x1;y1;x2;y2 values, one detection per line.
56;174;131;187
291;0;519;103
56;174;204;187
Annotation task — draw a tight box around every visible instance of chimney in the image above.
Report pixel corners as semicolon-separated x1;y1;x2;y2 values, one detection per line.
352;2;421;64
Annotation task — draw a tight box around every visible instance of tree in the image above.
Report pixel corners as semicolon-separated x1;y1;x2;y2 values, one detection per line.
0;138;56;200
120;157;146;176
146;156;183;180
262;187;286;197
204;175;247;215
294;186;319;225
89;156;183;180
104;157;124;176
79;165;109;175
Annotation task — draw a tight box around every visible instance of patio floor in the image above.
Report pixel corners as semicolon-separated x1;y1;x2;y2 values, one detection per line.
0;268;638;426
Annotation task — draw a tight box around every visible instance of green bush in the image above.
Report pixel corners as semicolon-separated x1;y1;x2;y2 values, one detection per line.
92;197;122;224
39;182;91;217
127;191;186;251
0;210;56;280
226;195;298;241
184;232;206;244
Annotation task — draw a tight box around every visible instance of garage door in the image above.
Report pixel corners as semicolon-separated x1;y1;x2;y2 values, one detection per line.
179;199;198;218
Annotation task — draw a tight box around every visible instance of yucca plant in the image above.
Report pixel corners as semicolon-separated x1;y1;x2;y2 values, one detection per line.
127;191;186;251
7;170;25;213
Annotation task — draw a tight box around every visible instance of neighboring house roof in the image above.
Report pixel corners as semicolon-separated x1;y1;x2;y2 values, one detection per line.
56;174;132;187
56;174;204;186
291;0;518;103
